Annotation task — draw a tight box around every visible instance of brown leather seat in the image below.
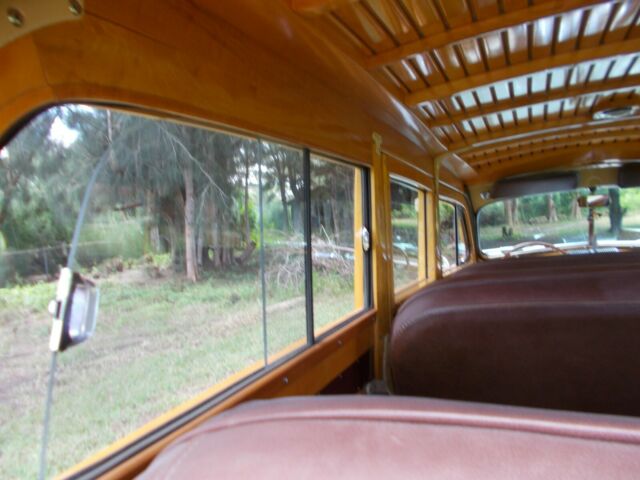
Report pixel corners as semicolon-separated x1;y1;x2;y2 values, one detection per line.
390;253;640;416
452;250;640;280
139;395;640;479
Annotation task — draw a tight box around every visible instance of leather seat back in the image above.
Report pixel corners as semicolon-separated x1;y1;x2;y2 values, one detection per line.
390;253;640;416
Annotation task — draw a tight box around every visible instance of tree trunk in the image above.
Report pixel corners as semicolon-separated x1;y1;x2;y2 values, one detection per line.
609;188;623;236
511;199;519;225
546;194;558;222
274;157;291;231
504;200;514;227
571;194;582;220
144;190;161;253
183;162;198;282
196;228;204;266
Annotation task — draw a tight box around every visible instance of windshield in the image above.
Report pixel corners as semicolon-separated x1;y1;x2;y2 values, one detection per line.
478;186;640;258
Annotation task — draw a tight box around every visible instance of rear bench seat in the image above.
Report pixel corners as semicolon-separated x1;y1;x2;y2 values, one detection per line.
390;252;640;416
140;396;640;479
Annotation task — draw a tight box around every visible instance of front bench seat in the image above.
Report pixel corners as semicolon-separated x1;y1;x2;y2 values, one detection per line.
139;396;640;479
390;262;640;416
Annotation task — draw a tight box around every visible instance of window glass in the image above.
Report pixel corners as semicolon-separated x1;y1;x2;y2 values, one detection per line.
259;142;307;358
439;201;469;271
310;155;365;335
478;187;640;258
0;106;315;477
439;201;456;272
456;205;470;264
390;180;420;290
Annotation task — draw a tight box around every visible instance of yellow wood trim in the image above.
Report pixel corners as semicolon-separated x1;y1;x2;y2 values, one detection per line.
406;37;640;105
59;310;375;479
315;308;370;337
432;157;444;280
370;133;394;378
386;154;433;189
365;0;607;70
426;191;438;281
417;189;428;281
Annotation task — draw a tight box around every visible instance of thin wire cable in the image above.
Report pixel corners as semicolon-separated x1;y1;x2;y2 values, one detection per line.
38;133;119;479
38;352;57;480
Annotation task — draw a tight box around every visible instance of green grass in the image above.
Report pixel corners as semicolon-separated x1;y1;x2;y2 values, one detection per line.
479;214;640;250
0;266;356;479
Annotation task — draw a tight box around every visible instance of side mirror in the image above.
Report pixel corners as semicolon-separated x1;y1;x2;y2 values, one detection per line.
577;194;610;208
48;267;99;352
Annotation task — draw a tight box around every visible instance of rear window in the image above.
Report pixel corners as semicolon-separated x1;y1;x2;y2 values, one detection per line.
478;187;640;257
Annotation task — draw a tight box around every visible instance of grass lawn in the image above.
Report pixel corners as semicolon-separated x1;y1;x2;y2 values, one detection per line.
479;214;640;250
0;266;356;478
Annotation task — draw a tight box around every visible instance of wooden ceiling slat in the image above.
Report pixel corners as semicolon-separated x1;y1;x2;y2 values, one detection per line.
469;129;640;166
359;1;401;46
470;143;640;183
464;0;478;22
406;37;640;105
429;0;451;30
468;122;640;158
575;8;592;50
598;2;619;45
392;0;424;39
428;74;640;127
326;11;376;55
382;65;411;92
448;110;640;151
625;3;640;40
363;0;608;69
550;15;562;55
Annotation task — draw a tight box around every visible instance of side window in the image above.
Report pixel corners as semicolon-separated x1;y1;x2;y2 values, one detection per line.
456;205;470;265
439;201;456;272
439;200;469;272
0;106;369;478
390;180;423;291
310;155;367;335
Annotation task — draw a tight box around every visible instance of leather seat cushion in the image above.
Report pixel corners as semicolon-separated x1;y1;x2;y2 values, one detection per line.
390;253;640;415
139;395;640;479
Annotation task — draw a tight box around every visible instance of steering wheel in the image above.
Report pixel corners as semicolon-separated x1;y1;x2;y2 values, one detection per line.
504;241;568;259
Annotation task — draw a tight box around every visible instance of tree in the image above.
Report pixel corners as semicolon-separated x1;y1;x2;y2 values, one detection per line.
504;199;518;227
546;194;558;222
609;188;623;236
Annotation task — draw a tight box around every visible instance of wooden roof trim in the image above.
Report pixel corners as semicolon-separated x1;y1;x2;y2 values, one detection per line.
406;37;640;105
290;0;358;16
428;75;640;128
469;142;640;183
448;112;640;151
365;0;607;70
463;121;640;162
468;127;640;166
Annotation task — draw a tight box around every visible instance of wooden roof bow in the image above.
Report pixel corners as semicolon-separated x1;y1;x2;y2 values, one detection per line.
290;0;640;181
